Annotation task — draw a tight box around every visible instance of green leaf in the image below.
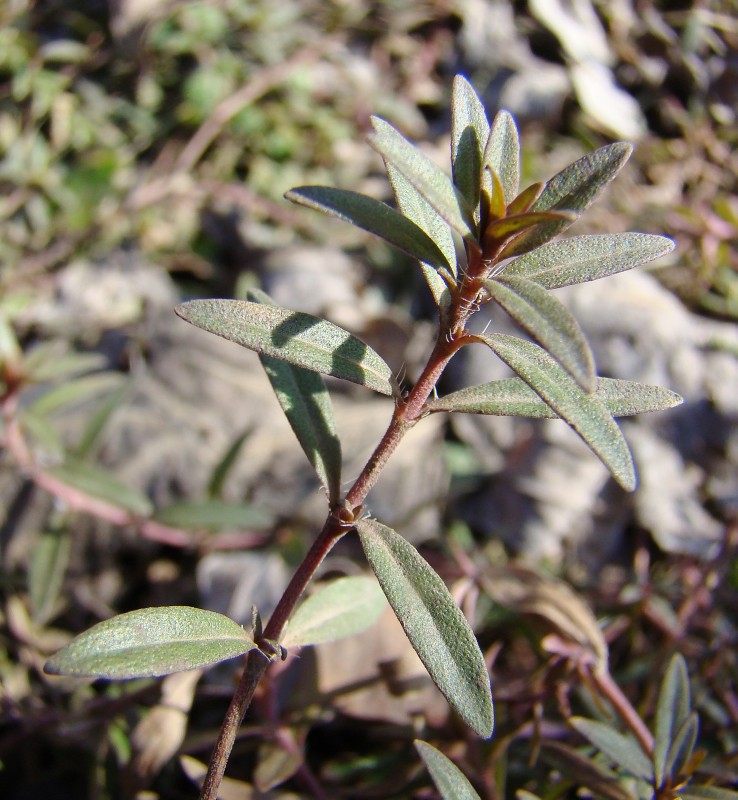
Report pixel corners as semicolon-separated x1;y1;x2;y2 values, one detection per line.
504;233;675;289
415;740;482;800
484;210;576;242
504;142;632;257
285;186;451;273
484;275;596;390
541;740;633;800
248;287;342;501
175;300;394;396
451;75;490;215
356;518;493;738
153;500;273;532
483;110;520;205
24;345;107;382
47;460;154;516
27;372;125;417
570;717;654;781
665;712;699;780
427;377;683;419
44;606;257;679
477;335;636;490
369;116;475;240
28;528;72;625
654;653;693;785
678;788;738;799
282;576;387;648
207;430;250;499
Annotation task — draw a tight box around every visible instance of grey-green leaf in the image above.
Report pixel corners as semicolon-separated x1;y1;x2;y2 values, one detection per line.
678;788;738;799
175;300;394;396
478;335;636;490
427;377;683;419
570;717;653;781
369;116;475;240
504;142;632;257
415;740;482;800
654;653;692;785
29;528;72;625
665;712;699;780
285;186;451;273
483;110;520;205
451;75;490;215
282;576;387;648
44;606;257;679
153;500;273;532
356;518;493;738
504;233;675;289
484;275;596;390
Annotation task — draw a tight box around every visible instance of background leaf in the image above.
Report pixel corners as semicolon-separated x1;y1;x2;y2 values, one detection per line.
655;653;693;785
175;299;395;396
153;500;273;532
45;606;256;679
504;233;675;288
415;739;482;800
356;518;494;738
478;335;636;490
570;717;654;781
282;575;387;648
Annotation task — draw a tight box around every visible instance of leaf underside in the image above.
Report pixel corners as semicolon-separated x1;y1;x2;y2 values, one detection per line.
175;299;394;396
415;739;482;800
356;517;493;738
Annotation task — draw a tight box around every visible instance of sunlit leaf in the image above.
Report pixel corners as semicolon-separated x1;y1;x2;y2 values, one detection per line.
285;186;451;273
504;142;632;257
356;518;493;738
484;275;596;390
477;335;635;490
175;300;394;396
451;75;489;214
47;459;154;516
484;210;575;244
369;116;475;239
570;717;653;781
153;500;273;532
415;740;482;800
248;287;343;502
655;653;693;785
44;606;256;679
282;576;386;648
504;233;675;288
427;377;682;419
483;110;520;205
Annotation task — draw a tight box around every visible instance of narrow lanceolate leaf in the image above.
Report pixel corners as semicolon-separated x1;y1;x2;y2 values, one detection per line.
369;116;475;240
664;712;699;780
285;186;451;274
478;335;636;490
678;787;738;799
504;142;632;258
44;606;256;679
415;740;482;800
451;75;490;215
654;653;692;785
29;528;72;625
356;518;493;738
484;275;596;390
541;741;633;800
153;500;273;532
570;717;653;782
483;110;520;205
282;576;386;648
504;233;675;289
427;377;683;419
249;285;342;502
175;300;394;396
484;210;576;243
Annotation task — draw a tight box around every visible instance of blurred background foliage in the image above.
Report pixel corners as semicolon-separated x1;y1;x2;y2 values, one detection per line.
0;0;737;798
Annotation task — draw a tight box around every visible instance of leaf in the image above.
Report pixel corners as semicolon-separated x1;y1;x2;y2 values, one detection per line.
678;788;738;799
504;142;632;257
451;75;489;214
483;110;520;205
248;287;342;502
255;734;303;792
44;606;257;679
356;518;493;738
285;186;451;273
153;500;273;532
541;740;633;800
72;379;132;460
28;528;72;625
665;712;699;780
477;335;635;490
427;377;682;419
655;653;693;785
175;300;394;396
415;740;482;800
24;345;107;382
207;430;250;499
27;372;125;417
484;210;576;243
504;233;675;289
369;116;475;239
47;460;154;516
282;576;386;648
570;717;653;781
484;275;596;390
